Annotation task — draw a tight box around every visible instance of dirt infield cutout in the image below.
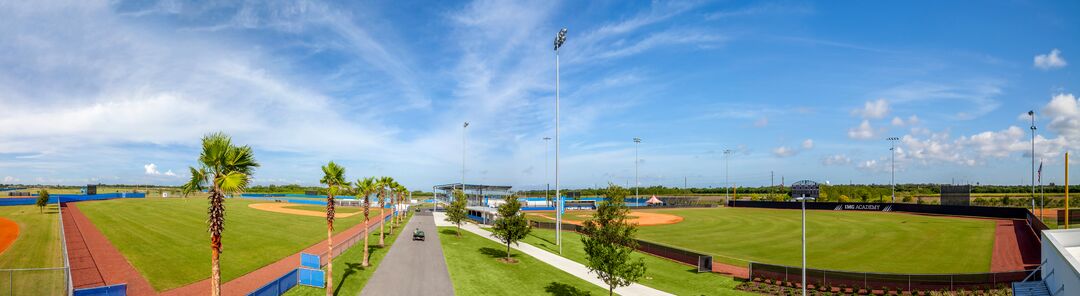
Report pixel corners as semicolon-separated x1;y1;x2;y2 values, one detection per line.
528;210;683;226
0;217;17;255
248;202;367;218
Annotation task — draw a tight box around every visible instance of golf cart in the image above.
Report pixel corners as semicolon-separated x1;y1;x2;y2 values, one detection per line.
413;228;425;241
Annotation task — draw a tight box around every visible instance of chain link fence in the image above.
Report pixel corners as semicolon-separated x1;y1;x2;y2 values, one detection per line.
0;266;69;295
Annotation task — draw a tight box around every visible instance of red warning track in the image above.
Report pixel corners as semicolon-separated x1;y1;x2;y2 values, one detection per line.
989;219;1040;272
0;217;18;255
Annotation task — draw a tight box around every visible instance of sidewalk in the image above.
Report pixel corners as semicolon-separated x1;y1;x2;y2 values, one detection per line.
433;212;673;296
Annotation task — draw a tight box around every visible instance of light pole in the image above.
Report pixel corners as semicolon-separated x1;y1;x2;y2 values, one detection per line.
544;137;551;207
795;193;816;296
1030;110;1037;215
463;121;469;205
723;149;732;200
887;137;899;202
554;28;567;254
634;138;641;201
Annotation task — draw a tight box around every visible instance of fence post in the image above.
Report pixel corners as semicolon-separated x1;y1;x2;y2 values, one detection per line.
907;275;910;292
863;273;867;291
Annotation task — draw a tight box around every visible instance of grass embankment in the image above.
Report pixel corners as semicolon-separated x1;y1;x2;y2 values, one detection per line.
284;212;411;296
438;226;609;296
520;228;751;296
636;207;995;273
78;198;374;291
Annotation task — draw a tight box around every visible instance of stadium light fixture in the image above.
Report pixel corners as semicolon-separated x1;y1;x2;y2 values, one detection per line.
795;194;816;296
886;137;900;202
554;27;567;254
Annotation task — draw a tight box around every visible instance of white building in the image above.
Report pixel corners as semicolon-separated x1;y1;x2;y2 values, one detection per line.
1038;229;1080;295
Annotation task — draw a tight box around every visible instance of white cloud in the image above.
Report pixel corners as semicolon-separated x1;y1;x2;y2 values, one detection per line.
1034;49;1067;70
891;117;904;126
164;170;177;177
802;139;814;149
877;81;1002;120
852;98;889;119
772;146;797;157
144;163;161;175
847;120;878;139
821;154;851;166
856;159;879;171
3;176;17;183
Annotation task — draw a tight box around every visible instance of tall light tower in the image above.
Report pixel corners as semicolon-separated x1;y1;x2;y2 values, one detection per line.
887;137;899;202
463;122;469;200
1030;110;1037;214
553;27;567;254
723;149;733;199
544;137;552;207
634;138;642;201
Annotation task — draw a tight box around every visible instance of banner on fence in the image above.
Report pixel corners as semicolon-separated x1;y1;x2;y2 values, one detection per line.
300;253;320;269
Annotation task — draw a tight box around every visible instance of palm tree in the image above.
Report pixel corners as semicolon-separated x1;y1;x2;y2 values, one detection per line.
376;176;394;246
181;132;259;296
355;177;378;267
395;183;408;224
387;181;402;235
319;161;347;296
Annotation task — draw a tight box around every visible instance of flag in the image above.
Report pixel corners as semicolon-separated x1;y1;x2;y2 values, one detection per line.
1038;161;1043;183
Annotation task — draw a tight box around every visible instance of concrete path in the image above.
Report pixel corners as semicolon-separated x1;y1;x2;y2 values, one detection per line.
361;212;453;296
433;212;673;296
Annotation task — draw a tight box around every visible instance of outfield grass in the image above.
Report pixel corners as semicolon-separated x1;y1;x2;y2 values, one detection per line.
0;205;63;268
438;227;610;296
519;228;751;296
634;207;995;273
0;204;66;295
284;212;411;296
78;198;372;291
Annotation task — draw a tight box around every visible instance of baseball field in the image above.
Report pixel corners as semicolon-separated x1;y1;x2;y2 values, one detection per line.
0;204;66;295
528;207;997;273
76;198;374;291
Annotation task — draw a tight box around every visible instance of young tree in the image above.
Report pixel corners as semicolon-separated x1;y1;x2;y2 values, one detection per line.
319;161;347;296
581;184;647;296
491;194;530;262
181;132;259;296
355;177;378;267
443;189;468;237
36;190;49;213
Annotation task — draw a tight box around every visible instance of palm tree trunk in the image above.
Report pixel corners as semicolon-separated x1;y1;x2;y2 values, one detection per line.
379;208;385;246
210;236;221;296
326;224;333;296
362;220;370;267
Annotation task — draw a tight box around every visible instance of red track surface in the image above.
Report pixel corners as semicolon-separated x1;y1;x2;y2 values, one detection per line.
63;201;391;296
989;219;1040;272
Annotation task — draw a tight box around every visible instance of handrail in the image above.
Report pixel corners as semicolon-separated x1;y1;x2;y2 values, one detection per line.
1021;261;1045;283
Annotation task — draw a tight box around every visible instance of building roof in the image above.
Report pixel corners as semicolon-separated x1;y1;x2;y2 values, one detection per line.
1044;229;1080;278
433;183;512;191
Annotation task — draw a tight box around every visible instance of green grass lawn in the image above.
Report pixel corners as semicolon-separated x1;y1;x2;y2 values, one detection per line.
438;226;610;296
284;212;411;296
635;207;995;273
519;228;751;296
0;204;67;296
284;205;362;213
77;198;373;291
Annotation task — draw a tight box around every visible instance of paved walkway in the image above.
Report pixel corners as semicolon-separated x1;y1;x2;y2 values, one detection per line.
433;212;673;296
361;212;453;296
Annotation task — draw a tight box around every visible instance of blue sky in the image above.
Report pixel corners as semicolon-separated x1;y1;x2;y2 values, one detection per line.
1;0;1078;190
